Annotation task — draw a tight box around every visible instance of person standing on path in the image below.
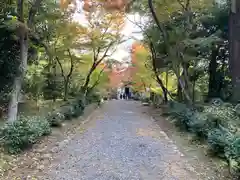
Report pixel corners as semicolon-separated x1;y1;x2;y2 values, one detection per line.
125;87;130;100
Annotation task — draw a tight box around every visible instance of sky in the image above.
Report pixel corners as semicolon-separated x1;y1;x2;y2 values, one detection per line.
73;2;144;62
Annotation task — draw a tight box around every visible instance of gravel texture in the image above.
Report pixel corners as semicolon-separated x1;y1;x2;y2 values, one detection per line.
39;100;198;180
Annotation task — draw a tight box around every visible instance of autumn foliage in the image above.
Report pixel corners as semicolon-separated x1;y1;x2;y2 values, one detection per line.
61;0;129;11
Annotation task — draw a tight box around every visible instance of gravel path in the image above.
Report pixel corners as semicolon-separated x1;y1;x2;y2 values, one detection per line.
39;100;199;180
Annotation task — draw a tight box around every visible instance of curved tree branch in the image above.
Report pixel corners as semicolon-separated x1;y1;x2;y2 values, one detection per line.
149;42;174;101
148;0;169;53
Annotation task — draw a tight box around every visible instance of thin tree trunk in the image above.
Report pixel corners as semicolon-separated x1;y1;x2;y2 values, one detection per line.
192;79;195;103
82;53;108;96
149;42;173;102
82;65;95;96
63;49;74;101
64;78;69;101
56;49;74;101
88;66;105;93
177;82;183;101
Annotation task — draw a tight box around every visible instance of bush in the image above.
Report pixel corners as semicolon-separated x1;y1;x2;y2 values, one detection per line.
167;102;195;130
49;96;86;124
47;111;65;127
141;96;151;103
188;112;217;138
0;116;51;154
225;137;240;162
61;105;75;120
203;105;239;133
86;91;101;104
167;101;240;175
71;101;84;117
207;126;234;156
235;104;240;116
226;138;240;176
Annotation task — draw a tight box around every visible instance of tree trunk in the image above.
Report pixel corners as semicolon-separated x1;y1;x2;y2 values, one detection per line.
155;73;168;103
8;36;28;122
182;62;192;102
63;77;69;101
177;82;183;101
149;43;169;103
8;0;42;122
82;65;95;96
229;0;240;102
192;79;195;103
208;46;219;99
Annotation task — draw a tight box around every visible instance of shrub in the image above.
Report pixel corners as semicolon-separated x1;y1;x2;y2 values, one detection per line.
61;105;75;119
188;112;217;138
203;105;239;133
46;95;86;126
225;137;240;162
0;116;51;154
47;111;65;127
167;102;195;130
71;101;84;117
86;91;101;104
226;137;240;176
235;104;240;116
207;126;234;156
141;97;151;103
167;101;240;175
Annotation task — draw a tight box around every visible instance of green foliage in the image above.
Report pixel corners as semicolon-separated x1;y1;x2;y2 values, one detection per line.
71;100;85;117
42;73;63;100
0;116;51;154
141;96;151;103
60;105;76;119
47;111;65;127
0;22;20;113
46;94;91;127
225;137;240;161
167;101;240;174
207;127;234;156
24;60;48;100
86;91;101;104
203;103;239;133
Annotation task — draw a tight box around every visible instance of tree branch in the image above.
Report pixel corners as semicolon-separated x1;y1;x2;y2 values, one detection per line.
55;56;66;82
67;48;74;79
17;0;24;23
88;66;106;92
27;0;43;28
176;0;185;10
150;42;174;100
148;0;169;52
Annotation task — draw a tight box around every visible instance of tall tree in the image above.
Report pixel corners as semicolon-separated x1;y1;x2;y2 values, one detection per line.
8;0;43;122
79;0;124;96
229;0;240;102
